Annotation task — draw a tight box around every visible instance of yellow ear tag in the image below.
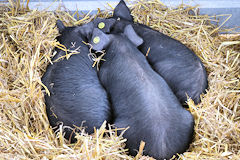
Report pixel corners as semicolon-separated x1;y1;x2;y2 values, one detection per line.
98;22;105;29
93;36;100;44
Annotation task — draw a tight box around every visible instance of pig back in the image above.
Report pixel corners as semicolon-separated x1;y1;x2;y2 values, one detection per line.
42;26;111;142
132;24;208;104
97;35;194;159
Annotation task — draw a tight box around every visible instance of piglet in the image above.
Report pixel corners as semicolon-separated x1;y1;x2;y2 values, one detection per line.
41;20;111;142
90;24;194;160
95;0;208;105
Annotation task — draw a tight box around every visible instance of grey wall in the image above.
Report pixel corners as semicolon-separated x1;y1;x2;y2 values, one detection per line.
162;0;240;32
2;0;240;32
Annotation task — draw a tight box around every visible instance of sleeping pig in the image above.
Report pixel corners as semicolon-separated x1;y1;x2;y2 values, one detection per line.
94;0;208;105
90;24;194;159
41;20;111;142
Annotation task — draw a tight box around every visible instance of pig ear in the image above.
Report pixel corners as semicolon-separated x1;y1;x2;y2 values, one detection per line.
91;28;111;51
105;18;116;32
56;20;65;33
123;25;143;47
76;22;94;40
113;0;133;22
93;18;116;33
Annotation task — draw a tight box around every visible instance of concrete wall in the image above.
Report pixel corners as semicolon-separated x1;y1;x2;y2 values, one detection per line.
2;0;240;32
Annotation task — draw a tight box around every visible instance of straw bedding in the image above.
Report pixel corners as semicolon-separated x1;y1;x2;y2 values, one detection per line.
0;0;239;159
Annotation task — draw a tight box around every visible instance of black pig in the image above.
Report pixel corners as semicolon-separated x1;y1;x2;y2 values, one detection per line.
95;0;208;105
90;25;194;160
41;20;111;142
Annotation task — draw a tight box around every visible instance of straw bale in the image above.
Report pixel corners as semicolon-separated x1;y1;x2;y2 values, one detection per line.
0;0;239;159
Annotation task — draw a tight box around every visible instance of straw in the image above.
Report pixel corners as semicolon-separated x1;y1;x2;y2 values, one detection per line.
0;0;239;159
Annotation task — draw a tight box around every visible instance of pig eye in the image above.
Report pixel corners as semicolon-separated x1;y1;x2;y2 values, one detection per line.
93;36;100;44
98;22;105;29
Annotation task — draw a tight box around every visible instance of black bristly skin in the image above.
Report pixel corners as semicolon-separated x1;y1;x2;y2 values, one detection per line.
41;20;111;142
90;25;194;160
96;0;208;105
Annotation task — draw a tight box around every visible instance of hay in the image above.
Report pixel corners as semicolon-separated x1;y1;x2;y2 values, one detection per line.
0;0;239;159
